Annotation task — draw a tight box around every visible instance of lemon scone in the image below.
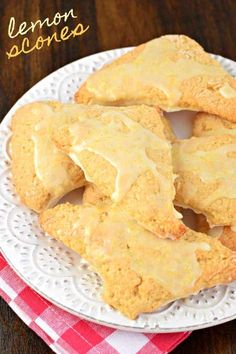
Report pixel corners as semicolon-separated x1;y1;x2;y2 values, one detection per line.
39;203;236;319
83;184;110;206
75;35;236;122
197;214;236;252
173;135;236;226
160;115;176;142
193;112;236;137
51;105;185;238
11;101;175;214
11;102;85;212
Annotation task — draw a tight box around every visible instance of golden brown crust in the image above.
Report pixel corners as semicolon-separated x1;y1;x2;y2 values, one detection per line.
83;184;110;205
75;35;236;122
160;115;176;142
193;112;236;137
39;203;236;319
11;102;85;212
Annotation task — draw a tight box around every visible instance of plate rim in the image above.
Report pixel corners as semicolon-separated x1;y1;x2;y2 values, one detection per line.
1;47;236;333
2;249;236;333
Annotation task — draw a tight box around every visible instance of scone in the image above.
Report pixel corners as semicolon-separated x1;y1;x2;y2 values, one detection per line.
173;135;236;226
197;214;236;252
193;112;236;137
160;115;176;142
39;203;236;319
75;35;236;122
83;184;110;206
51;104;185;238
11;102;85;212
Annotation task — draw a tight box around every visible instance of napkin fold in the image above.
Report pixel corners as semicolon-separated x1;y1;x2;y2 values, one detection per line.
0;253;190;354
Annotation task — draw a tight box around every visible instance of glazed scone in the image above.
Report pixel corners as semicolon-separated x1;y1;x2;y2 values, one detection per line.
52;105;185;238
11;102;86;212
75;35;236;122
193;112;236;137
11;101;171;212
173;135;236;226
39;203;236;319
197;214;236;252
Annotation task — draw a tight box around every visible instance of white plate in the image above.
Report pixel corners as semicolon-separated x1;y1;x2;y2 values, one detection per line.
1;48;236;333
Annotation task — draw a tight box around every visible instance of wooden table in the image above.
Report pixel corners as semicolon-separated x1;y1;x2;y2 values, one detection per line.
0;0;236;353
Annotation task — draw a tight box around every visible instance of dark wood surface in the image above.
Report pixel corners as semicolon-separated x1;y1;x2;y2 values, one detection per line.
0;0;236;353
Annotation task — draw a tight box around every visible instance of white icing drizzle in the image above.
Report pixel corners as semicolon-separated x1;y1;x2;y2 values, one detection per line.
32;120;71;193
76;206;211;297
219;83;236;99
68;112;170;202
86;37;230;109
173;138;236;207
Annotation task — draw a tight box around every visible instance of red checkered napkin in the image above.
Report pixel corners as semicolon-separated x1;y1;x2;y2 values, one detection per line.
0;253;190;354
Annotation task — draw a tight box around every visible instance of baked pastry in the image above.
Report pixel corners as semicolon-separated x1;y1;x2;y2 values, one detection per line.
75;35;236;122
173;135;236;226
11;102;85;212
11;100;175;214
51;104;185;238
83;183;110;206
39;203;236;319
197;214;236;251
193;112;236;137
160;115;176;142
